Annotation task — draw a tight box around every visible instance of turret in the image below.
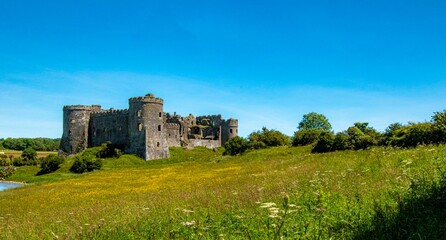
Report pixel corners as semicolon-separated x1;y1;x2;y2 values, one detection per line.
60;105;101;155
128;94;169;160
221;118;239;145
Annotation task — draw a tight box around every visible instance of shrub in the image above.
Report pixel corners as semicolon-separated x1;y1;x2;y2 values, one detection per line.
390;122;434;148
432;110;446;143
13;157;24;167
332;132;352;151
70;155;102;174
292;129;325;146
96;142;123;158
248;127;289;149
223;136;249;156
0;166;15;180
38;154;65;175
0;155;10;166
21;147;37;163
312;131;335;153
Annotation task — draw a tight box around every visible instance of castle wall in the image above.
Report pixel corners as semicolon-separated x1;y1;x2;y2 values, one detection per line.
165;123;181;147
61;94;238;160
89;110;129;148
185;139;221;149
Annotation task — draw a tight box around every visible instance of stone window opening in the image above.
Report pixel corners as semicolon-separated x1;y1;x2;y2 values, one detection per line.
137;110;142;117
138;123;143;131
159;112;162;118
158;125;162;131
157;142;160;147
230;129;233;134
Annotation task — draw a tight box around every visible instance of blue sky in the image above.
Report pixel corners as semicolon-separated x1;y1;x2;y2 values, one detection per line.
1;0;446;138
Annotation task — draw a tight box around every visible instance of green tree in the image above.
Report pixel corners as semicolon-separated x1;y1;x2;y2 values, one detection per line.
432;110;446;143
311;131;335;153
298;112;332;131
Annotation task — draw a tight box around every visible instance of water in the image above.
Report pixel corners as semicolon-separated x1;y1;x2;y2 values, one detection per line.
0;182;23;191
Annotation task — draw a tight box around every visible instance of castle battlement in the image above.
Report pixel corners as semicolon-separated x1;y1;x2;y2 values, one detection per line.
63;105;101;111
129;93;163;104
60;94;238;161
91;109;129;117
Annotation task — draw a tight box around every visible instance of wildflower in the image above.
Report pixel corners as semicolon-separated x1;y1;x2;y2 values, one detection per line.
142;208;150;211
182;209;194;213
260;202;276;208
268;207;280;214
181;220;196;227
315;207;326;212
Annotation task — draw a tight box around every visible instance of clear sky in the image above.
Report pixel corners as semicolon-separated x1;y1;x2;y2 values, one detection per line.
1;0;446;138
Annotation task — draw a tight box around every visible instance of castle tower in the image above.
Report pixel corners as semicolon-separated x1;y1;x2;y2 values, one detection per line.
128;94;170;160
60;105;101;155
221;118;239;145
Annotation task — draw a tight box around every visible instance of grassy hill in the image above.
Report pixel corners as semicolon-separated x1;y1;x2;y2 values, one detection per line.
1;145;446;239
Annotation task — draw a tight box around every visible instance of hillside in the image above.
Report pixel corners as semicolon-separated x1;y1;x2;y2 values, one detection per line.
1;145;446;239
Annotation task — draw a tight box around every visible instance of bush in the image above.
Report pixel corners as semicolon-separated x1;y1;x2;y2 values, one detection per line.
248;127;289;149
70;155;102;174
292;129;325;146
21;147;37;161
12;157;24;166
312;131;335;153
390;122;434;148
0;155;10;166
223;136;249;156
0;166;15;180
38;154;65;175
96;142;123;158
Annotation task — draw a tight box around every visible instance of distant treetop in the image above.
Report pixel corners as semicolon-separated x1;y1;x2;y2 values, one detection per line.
298;112;332;131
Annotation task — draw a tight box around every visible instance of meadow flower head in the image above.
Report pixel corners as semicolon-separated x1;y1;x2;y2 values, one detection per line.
260;202;276;208
181;220;196;227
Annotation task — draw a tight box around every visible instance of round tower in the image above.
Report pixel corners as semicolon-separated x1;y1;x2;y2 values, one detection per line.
60;105;101;155
221;118;239;145
128;94;170;160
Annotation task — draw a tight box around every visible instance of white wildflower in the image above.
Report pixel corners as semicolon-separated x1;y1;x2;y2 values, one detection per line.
181;220;196;227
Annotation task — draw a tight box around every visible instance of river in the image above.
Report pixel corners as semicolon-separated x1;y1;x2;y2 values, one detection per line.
0;182;24;191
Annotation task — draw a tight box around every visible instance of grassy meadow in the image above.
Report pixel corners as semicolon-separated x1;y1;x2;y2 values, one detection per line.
1;145;446;239
0;150;56;159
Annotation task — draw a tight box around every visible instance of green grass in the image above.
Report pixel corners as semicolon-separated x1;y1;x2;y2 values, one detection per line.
1;145;446;239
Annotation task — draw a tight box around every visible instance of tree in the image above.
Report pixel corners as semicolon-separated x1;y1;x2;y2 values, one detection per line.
298;112;332;131
432;110;446;143
311;131;335;153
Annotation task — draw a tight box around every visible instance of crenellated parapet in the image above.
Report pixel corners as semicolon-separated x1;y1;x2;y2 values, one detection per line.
129;93;163;105
91;109;129;117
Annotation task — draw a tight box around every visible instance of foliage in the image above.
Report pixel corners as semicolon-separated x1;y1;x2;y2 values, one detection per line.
96;142;123;158
0;166;15;180
291;129;326;146
311;131;335;153
223;136;249;156
0;154;11;166
390;122;435;148
248;127;289;149
298;112;332;131
37;154;65;175
70;155;102;174
1;138;60;151
21;147;37;162
432;110;446;143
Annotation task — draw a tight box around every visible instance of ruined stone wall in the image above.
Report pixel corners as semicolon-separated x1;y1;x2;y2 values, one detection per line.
165;123;181;147
185;139;221;149
89;109;129;148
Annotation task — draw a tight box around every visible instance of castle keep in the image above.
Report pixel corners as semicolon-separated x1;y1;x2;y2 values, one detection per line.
60;94;238;160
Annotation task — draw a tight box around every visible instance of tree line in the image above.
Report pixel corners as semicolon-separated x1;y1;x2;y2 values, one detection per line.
0;138;60;151
224;110;446;155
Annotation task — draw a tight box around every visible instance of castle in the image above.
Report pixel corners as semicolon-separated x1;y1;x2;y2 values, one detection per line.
60;94;238;160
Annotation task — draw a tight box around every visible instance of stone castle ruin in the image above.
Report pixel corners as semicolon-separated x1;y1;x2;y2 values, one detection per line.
60;94;238;160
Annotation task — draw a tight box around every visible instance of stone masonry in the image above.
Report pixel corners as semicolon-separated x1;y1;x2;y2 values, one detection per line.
60;94;238;160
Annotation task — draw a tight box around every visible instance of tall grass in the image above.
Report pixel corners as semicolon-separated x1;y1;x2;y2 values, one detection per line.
1;145;446;239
